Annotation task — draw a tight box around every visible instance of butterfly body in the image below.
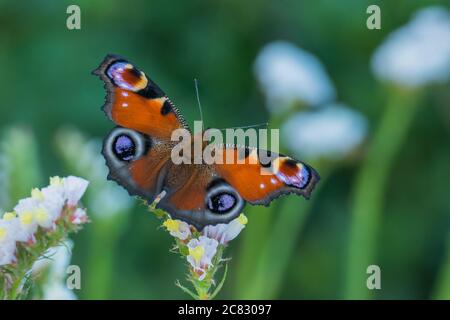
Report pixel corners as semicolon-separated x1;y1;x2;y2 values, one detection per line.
94;54;319;230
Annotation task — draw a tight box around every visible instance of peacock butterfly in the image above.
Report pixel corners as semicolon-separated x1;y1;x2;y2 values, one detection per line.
93;54;320;230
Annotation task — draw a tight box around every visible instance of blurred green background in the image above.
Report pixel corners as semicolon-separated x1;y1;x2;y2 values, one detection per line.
0;0;449;299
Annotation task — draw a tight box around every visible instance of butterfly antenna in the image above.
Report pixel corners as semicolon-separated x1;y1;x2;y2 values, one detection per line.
194;78;204;131
217;122;269;131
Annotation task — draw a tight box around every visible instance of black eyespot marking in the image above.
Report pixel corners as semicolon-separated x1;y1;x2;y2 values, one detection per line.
138;79;165;99
161;100;172;115
112;134;136;161
284;158;298;169
207;193;237;213
207;178;227;191
130;66;142;78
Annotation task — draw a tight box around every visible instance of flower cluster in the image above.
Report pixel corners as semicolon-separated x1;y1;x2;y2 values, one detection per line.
0;176;89;299
254;41;368;162
372;6;450;87
159;211;248;299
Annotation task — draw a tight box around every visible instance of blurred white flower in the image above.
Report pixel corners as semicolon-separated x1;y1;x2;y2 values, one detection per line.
372;6;450;87
90;184;133;219
254;41;336;114
42;282;77;300
14;197;39;239
0;240;16;265
0;218;18;265
282;103;368;160
187;236;218;280
163;218;191;240
33;240;77;300
202;214;248;244
33;240;73;276
0;216;19;243
1;213;29;243
63;176;89;206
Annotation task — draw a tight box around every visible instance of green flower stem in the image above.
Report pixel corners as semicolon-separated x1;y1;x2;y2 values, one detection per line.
232;114;287;298
344;87;422;299
432;233;450;300
238;163;325;299
1;127;42;208
83;214;126;299
174;241;227;300
232;203;277;298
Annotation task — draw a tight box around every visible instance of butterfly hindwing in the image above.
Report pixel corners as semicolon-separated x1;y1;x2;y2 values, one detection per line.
101;126;173;202
155;164;245;230
213;146;320;205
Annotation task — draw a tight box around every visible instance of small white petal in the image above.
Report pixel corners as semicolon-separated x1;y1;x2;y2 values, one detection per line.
71;208;87;224
63;176;89;206
186;236;218;278
202;214;247;244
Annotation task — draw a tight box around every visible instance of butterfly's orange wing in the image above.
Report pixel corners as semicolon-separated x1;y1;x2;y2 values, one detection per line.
213;146;320;205
93;54;188;139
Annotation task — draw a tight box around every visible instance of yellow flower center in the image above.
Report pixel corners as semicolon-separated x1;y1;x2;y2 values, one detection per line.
50;176;63;187
189;245;205;264
20;211;34;225
3;212;16;221
237;213;248;225
0;227;6;240
31;188;44;201
163;219;180;232
35;208;49;224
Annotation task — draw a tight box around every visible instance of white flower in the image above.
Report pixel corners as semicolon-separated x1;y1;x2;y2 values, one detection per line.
282;103;368;160
254;41;336;114
14;197;39;239
63;176;89;206
202;214;248;244
0;217;16;243
1;213;29;243
372;6;450;87
32;181;65;227
163;219;191;240
15;188;63;231
70;208;87;225
0;216;19;265
187;236;218;280
0;240;16;265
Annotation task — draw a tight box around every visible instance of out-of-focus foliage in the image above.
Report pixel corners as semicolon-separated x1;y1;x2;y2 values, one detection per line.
0;0;449;299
